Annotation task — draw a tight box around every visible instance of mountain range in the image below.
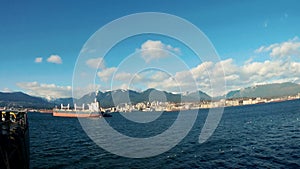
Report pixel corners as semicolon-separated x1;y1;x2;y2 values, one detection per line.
1;82;300;108
226;82;300;99
75;88;211;108
0;92;52;109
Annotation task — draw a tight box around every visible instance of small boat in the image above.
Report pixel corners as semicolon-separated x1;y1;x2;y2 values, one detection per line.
101;111;112;117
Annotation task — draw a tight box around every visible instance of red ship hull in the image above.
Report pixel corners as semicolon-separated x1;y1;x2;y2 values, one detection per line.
53;110;101;118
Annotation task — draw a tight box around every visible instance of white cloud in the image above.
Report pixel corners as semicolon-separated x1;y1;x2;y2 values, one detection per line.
47;55;62;64
1;88;12;92
255;37;300;58
73;84;101;99
255;46;266;53
114;72;133;81
34;57;43;63
138;40;181;62
92;38;300;96
80;47;96;54
16;81;71;99
130;70;170;83
221;59;300;92
97;67;117;82
151;71;170;81
118;83;129;90
104;58;300;96
86;57;105;69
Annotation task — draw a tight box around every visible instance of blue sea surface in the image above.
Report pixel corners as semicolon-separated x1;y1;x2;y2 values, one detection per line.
29;99;300;168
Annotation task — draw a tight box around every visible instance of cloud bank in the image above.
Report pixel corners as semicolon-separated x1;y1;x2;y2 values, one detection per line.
21;37;300;98
95;38;300;95
255;36;300;58
16;81;71;100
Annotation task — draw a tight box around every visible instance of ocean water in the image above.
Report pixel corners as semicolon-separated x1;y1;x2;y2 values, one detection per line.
29;99;300;168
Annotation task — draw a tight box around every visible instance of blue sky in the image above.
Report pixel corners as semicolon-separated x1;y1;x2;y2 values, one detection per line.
1;0;300;98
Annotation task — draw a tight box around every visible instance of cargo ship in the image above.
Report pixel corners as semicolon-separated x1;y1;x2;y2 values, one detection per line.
53;98;111;118
0;110;30;169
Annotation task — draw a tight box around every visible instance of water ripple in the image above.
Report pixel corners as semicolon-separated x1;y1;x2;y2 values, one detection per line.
29;99;300;168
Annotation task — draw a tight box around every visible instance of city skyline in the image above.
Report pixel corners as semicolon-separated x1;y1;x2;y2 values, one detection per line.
1;0;300;99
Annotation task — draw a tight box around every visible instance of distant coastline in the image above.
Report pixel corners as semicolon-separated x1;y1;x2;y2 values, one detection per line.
24;93;300;113
1;82;300;112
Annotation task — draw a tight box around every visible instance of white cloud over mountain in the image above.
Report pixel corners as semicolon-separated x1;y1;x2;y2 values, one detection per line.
95;59;300;96
16;81;71;100
1;88;12;92
97;67;117;82
93;38;300;96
